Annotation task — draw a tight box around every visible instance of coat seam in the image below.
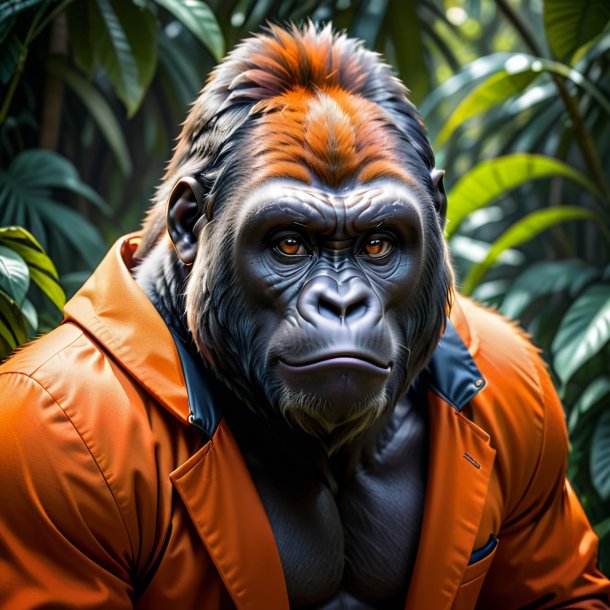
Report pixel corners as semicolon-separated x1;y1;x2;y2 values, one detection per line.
503;345;548;525
3;370;136;565
1;326;85;378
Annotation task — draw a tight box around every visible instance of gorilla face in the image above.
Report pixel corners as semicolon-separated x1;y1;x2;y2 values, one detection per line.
155;24;452;451
182;177;450;450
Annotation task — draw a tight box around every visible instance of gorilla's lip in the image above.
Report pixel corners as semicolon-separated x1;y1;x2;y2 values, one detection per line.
279;354;392;372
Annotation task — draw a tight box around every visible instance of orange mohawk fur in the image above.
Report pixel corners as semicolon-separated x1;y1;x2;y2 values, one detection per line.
250;86;415;188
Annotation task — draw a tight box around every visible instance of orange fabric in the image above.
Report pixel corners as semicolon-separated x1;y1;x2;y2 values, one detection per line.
0;234;608;610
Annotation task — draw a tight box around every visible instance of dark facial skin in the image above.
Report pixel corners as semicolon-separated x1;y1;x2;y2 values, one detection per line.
224;179;427;448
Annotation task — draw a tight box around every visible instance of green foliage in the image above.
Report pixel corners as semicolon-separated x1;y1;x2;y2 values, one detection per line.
544;0;610;62
462;207;600;295
591;410;610;501
436;53;610;147
0;149;107;268
0;226;65;358
437;62;539;147
426;0;610;567
57;62;133;174
446;153;600;238
154;0;225;60
553;283;610;386
67;0;158;117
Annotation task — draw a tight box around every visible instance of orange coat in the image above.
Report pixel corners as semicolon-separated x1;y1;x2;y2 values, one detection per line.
1;233;608;610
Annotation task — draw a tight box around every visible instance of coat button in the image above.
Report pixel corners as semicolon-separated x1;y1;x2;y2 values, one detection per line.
474;378;483;388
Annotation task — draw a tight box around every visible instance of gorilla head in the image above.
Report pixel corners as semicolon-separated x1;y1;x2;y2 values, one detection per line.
136;23;452;452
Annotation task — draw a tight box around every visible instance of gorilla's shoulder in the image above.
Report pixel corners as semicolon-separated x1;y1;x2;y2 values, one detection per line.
453;294;569;493
0;322;158;447
453;294;549;395
0;321;187;569
0;323;182;470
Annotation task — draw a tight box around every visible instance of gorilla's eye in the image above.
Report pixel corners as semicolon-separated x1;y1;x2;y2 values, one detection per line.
360;237;394;259
275;236;309;257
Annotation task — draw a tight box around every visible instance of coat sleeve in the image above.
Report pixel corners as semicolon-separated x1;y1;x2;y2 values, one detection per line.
477;351;610;609
0;371;135;609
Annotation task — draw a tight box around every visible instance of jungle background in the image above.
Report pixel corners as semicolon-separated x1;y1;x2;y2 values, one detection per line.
1;0;609;569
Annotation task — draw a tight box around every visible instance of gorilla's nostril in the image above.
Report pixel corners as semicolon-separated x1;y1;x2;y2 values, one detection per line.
345;301;367;320
319;298;342;320
317;293;368;322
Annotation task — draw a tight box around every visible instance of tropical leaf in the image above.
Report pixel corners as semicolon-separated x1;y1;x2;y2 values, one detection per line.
0;226;65;311
544;0;610;62
446;154;602;238
384;0;428;104
157;25;208;114
502;82;556;118
501;260;600;319
54;62;133;175
60;271;90;299
30;198;106;268
461;208;600;294
591;410;610;501
420;52;514;123
471;279;512;306
0;150;107;269
568;377;610;432
67;0;158;117
524;55;610;118
0;0;46;21
0;245;29;304
65;1;97;75
0;34;24;85
349;0;386;48
0;292;27;351
450;235;524;265
6;149;107;210
436;58;540;146
552;283;610;385
595;516;610;541
154;0;225;61
20;297;37;332
0;12;16;45
501;90;562;153
437;53;610;146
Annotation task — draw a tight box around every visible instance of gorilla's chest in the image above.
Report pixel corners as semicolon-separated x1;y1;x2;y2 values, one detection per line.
238;398;427;609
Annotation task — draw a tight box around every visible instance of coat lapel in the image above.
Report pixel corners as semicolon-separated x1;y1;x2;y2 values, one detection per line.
170;419;289;610
405;392;496;610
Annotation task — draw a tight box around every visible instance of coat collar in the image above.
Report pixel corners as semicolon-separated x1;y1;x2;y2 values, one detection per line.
63;234;191;425
64;234;493;610
423;319;486;411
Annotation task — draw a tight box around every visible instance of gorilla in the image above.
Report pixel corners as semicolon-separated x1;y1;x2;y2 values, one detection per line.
132;25;452;605
1;21;608;610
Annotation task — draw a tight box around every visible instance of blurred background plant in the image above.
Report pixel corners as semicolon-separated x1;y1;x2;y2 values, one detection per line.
0;0;608;567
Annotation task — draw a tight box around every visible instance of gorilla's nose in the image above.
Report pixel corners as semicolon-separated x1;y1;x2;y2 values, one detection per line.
297;275;382;329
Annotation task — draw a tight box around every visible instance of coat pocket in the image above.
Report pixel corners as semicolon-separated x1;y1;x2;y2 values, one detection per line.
452;536;498;610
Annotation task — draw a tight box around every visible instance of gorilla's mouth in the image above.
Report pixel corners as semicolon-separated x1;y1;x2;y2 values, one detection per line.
279;354;392;373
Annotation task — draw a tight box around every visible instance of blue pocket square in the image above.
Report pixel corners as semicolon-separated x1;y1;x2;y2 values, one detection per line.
469;534;498;565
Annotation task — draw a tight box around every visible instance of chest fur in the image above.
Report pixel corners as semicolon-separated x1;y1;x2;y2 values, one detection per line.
242;399;427;609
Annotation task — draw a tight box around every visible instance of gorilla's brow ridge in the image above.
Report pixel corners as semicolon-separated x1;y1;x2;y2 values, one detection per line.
236;181;424;240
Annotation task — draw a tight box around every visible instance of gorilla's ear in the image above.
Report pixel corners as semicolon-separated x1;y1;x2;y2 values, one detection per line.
167;177;208;265
431;169;447;223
